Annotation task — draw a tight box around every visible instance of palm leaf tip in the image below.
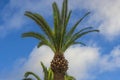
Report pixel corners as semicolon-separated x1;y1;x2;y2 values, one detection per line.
24;11;32;16
92;30;99;33
24;71;41;80
88;29;99;33
87;11;90;15
22;33;31;38
24;72;29;77
96;30;100;32
74;42;86;46
22;33;27;38
52;2;56;5
37;42;45;48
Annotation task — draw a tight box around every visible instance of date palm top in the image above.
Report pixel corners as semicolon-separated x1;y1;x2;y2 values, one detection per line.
22;0;99;54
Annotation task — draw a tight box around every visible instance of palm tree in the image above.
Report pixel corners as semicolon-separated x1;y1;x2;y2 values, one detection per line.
22;0;99;80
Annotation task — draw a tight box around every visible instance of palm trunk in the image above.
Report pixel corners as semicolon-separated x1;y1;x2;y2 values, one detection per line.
51;54;68;80
54;72;64;80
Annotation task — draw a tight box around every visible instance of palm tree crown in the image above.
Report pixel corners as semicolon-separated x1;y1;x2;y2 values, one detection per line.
22;0;99;54
22;0;99;80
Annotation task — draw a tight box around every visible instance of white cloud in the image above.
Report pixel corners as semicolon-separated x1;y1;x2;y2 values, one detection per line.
65;46;100;80
99;45;120;72
22;46;54;75
1;0;120;40
0;46;100;80
20;45;100;80
20;46;100;80
1;45;120;80
0;0;54;37
68;0;120;40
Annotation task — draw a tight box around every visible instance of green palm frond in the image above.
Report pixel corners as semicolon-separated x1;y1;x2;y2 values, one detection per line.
61;0;68;26
40;62;54;80
47;68;54;80
72;30;99;41
24;11;54;44
52;0;69;53
37;41;55;52
23;78;33;80
37;41;46;48
65;27;93;44
52;2;62;52
22;32;47;41
63;12;91;49
22;32;56;52
52;2;61;33
73;42;86;46
66;12;90;39
63;30;99;52
40;62;48;80
60;0;69;51
24;72;41;80
22;0;99;54
65;10;72;28
22;32;48;46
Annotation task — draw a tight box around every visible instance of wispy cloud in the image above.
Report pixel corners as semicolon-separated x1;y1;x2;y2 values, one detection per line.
69;0;120;40
0;0;54;37
1;0;120;40
99;45;120;72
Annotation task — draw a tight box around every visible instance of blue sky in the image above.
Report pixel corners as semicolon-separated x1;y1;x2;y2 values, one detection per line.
0;0;120;80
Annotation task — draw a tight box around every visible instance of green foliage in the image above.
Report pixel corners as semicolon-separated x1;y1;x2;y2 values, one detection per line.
40;62;53;80
22;0;99;54
23;78;33;80
24;71;41;80
23;62;75;80
65;73;76;80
